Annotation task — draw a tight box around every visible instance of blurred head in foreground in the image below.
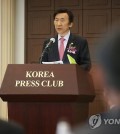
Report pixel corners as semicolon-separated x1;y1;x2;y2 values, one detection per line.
97;30;120;108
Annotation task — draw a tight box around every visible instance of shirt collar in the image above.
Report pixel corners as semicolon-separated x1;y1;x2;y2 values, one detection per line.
58;30;70;41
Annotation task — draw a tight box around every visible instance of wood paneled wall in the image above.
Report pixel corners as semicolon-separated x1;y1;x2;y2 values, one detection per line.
25;0;120;116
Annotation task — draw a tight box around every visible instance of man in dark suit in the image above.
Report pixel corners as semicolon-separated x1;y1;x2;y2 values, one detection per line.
73;31;120;134
0;119;24;134
40;8;91;71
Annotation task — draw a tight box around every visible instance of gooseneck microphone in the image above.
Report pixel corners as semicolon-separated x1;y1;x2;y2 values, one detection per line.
45;38;55;48
40;38;55;63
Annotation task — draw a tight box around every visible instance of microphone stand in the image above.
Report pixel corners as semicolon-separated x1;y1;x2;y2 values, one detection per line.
40;38;55;63
40;44;50;64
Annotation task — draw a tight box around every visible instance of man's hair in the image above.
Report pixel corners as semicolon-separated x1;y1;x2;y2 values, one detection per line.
53;8;74;23
98;30;120;91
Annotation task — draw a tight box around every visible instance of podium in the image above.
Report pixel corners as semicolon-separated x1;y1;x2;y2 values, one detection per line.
0;64;95;134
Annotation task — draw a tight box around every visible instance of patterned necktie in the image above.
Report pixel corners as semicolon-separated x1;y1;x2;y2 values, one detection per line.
59;37;65;60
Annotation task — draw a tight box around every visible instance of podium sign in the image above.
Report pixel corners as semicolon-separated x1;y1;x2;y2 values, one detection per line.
0;64;94;102
0;64;95;134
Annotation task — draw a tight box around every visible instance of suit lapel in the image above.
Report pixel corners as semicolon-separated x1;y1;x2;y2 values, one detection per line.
62;33;74;61
53;35;60;60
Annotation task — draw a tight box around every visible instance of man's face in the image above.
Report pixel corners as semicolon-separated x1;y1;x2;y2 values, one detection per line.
54;13;73;36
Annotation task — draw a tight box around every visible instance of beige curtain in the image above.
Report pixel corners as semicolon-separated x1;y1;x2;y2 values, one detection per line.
0;0;15;120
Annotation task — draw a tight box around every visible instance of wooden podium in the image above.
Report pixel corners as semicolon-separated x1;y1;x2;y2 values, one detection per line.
0;64;95;134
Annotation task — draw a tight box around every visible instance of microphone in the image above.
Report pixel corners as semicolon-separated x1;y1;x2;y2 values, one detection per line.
45;38;55;49
40;38;55;63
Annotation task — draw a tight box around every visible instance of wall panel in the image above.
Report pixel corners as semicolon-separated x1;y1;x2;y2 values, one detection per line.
83;0;111;9
55;0;82;10
28;0;54;11
83;10;111;37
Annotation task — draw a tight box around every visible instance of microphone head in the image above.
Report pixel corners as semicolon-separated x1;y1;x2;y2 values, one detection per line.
50;38;55;43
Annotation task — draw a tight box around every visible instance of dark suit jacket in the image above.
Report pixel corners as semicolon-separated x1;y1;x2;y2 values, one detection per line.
40;33;91;71
0;119;24;134
73;107;120;134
